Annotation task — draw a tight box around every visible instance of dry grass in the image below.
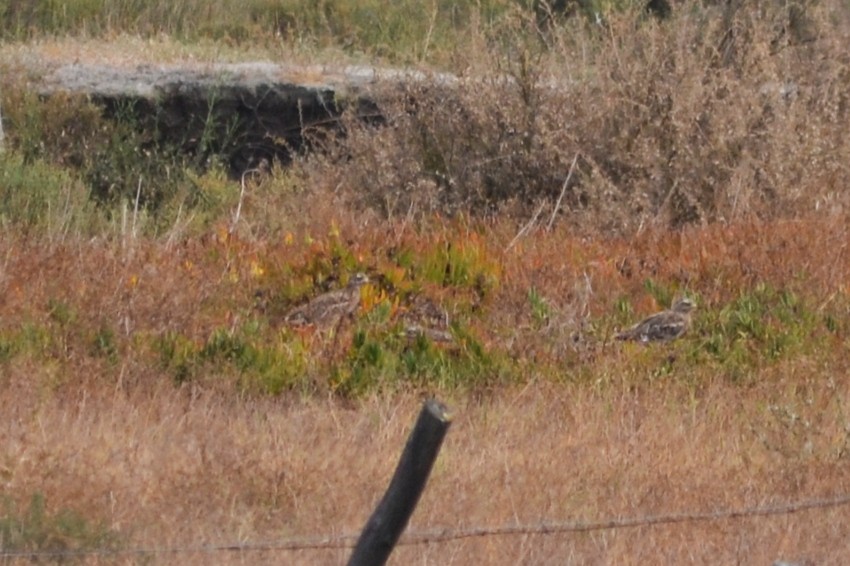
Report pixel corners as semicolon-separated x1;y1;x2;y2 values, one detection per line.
3;372;850;564
0;35;365;71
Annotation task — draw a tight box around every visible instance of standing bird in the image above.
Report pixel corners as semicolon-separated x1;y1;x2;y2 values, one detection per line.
284;273;370;329
616;297;696;343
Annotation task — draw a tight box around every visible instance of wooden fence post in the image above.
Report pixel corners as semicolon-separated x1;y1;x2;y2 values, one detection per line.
347;398;453;566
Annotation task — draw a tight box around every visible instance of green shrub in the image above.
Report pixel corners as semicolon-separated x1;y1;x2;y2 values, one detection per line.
0;153;96;236
1;84;248;233
90;326;119;364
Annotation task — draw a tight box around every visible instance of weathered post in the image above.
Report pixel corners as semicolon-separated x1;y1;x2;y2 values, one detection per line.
347;398;453;566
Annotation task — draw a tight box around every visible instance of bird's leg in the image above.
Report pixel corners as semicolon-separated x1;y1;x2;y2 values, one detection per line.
329;313;350;362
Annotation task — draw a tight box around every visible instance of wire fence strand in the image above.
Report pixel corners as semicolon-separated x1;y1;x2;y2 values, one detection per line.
3;492;850;559
401;491;850;545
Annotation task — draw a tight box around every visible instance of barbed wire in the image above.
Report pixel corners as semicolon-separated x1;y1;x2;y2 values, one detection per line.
3;491;850;559
0;533;361;560
402;491;850;544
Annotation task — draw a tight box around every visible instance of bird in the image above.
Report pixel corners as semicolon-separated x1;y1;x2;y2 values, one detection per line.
403;324;455;345
616;297;695;343
401;294;450;329
284;272;370;329
399;294;453;345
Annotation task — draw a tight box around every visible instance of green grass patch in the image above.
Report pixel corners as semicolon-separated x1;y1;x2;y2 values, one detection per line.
156;324;312;394
690;284;827;380
330;318;513;396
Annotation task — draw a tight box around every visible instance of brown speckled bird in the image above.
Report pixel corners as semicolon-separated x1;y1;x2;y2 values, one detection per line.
284;273;370;329
400;294;453;344
616;297;695;343
402;295;450;328
403;324;455;345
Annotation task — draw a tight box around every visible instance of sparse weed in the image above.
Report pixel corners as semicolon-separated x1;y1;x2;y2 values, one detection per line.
0;0;520;65
642;279;677;311
0;332;15;364
0;493;122;558
527;286;552;329
90;325;119;364
156;331;199;384
413;236;500;303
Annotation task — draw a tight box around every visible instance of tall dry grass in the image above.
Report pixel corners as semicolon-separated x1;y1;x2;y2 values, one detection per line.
2;375;850;564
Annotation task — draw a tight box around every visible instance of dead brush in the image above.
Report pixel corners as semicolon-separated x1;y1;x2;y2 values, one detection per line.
298;1;850;233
